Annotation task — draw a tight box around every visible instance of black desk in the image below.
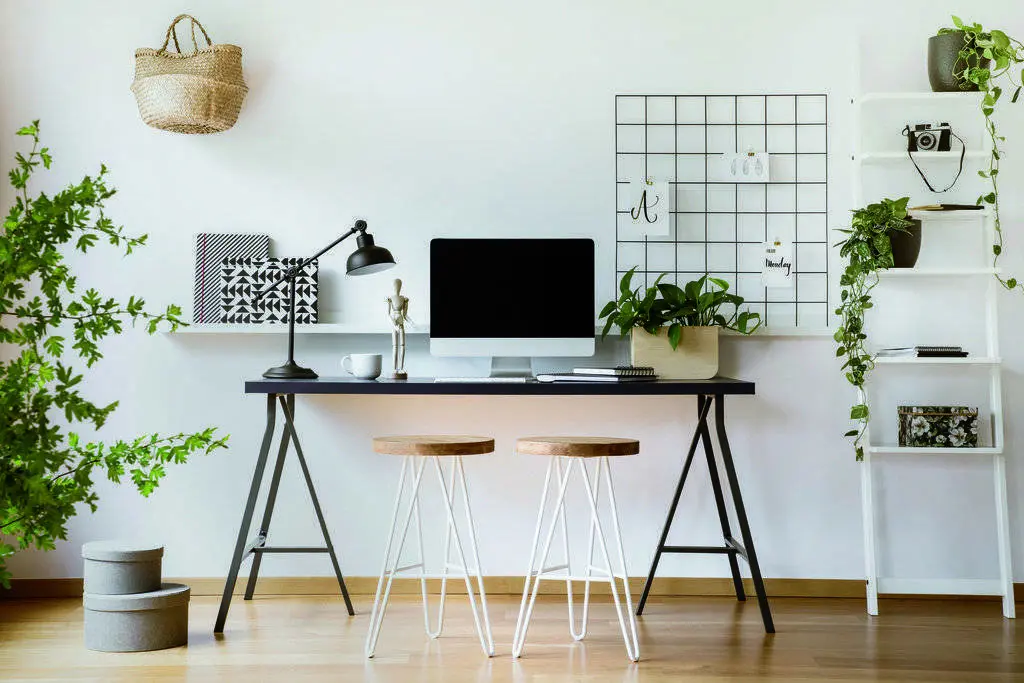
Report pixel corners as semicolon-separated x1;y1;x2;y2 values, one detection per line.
214;377;774;634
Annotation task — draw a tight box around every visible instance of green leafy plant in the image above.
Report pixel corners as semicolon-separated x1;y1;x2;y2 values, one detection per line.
599;269;761;348
834;197;913;460
0;122;228;587
938;16;1024;293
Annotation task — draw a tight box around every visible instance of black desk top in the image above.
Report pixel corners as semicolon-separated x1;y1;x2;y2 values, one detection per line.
244;377;755;396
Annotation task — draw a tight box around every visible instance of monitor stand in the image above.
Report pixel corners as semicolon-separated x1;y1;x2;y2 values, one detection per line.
489;356;534;379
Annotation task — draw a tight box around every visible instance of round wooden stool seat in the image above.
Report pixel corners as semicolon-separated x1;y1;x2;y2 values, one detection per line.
516;436;640;458
373;435;495;457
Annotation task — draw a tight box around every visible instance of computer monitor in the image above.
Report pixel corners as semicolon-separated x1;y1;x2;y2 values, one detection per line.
430;238;595;376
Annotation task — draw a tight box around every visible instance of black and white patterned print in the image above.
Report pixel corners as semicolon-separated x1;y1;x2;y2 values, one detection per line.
194;233;270;323
219;257;319;324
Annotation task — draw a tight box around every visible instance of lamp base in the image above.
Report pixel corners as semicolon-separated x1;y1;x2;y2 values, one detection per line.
263;360;318;380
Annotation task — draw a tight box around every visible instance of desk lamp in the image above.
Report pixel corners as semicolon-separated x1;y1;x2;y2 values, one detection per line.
256;220;395;379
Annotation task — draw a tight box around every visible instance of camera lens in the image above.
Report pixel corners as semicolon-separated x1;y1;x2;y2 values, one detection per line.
917;132;937;150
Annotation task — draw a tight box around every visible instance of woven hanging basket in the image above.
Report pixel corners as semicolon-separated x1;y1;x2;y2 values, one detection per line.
131;14;248;134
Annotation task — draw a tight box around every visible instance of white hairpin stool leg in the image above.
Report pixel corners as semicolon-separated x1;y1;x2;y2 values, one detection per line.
600;456;640;660
553;457;585;641
423;456;454;639
513;456;575;658
453;456;495;654
579;457;640;662
365;457;428;658
432;455;494;656
572;457;602;642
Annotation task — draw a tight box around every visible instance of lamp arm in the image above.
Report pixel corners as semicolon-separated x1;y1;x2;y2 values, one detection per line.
252;221;366;303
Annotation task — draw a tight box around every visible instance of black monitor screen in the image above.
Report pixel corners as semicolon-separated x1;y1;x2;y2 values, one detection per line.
430;238;595;339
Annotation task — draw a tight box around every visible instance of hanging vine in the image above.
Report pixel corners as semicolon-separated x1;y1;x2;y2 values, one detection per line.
939;17;1024;290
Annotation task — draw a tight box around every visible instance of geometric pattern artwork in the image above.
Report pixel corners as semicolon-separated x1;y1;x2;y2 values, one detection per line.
194;233;270;323
218;257;319;324
615;94;829;331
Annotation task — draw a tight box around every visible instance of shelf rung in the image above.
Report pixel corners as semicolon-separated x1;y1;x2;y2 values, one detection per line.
878;268;1000;278
868;446;1002;456
877;578;1005;596
873;357;1001;366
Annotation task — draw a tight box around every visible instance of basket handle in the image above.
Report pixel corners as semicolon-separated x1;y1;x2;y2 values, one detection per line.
158;14;214;55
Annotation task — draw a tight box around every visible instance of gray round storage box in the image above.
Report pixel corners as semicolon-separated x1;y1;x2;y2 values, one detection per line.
82;541;163;595
83;583;190;652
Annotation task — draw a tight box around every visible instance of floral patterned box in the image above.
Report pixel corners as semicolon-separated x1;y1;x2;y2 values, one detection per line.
898;406;979;448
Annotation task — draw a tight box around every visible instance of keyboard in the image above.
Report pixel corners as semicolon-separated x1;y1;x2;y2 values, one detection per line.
434;377;529;384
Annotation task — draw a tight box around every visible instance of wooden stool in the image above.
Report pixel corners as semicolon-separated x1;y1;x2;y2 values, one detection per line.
512;436;641;662
365;436;495;658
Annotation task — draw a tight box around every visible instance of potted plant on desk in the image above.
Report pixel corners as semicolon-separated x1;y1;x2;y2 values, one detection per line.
598;269;761;379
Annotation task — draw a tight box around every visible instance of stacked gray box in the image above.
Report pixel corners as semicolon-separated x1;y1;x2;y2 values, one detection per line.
82;541;190;652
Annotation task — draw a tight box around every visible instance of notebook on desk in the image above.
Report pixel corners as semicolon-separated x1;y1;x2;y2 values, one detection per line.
535;373;658;383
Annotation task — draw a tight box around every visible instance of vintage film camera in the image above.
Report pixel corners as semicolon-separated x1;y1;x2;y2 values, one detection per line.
904;122;953;152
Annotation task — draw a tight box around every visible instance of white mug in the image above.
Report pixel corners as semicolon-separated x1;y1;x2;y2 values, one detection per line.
342;353;382;380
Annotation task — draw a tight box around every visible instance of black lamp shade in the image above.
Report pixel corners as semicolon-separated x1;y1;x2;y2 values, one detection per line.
346;231;396;275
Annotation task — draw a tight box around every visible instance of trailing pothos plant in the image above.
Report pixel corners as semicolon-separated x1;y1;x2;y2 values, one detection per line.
938;16;1024;292
834;197;913;460
0;122;228;587
599;268;761;348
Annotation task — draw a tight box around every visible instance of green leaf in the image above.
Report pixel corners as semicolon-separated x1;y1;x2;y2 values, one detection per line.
850;404;869;420
844;430;859;437
619;268;636;295
599;301;617;318
600;316;615;339
667;323;682;350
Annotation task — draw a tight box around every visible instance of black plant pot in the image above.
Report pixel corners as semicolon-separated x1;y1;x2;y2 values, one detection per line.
890;219;922;268
928;32;989;92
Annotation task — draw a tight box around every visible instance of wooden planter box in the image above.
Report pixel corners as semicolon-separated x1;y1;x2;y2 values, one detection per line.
630;327;719;379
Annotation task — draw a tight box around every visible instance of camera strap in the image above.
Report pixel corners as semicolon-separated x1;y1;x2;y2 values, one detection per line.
902;125;966;193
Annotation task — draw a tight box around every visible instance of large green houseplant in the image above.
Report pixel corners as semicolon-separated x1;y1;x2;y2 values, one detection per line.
599;270;760;379
935;17;1024;295
834;197;915;460
0;122;227;587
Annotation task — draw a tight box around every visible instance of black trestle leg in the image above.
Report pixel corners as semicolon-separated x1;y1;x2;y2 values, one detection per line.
215;394;277;633
699;402;746;602
714;394;774;633
278;396;355;615
636;395;713;615
243;395;293;600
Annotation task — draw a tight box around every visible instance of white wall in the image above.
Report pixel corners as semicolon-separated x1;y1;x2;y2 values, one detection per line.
2;0;1024;584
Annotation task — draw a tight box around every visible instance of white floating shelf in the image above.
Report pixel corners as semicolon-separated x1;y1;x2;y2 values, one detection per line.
171;323;425;335
878;267;999;278
172;324;833;338
869;445;1002;456
874;356;1000;366
858;91;984;104
855;151;988;164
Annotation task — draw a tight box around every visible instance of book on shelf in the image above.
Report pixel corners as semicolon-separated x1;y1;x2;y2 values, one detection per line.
877;346;968;358
571;365;656;377
535;373;658;383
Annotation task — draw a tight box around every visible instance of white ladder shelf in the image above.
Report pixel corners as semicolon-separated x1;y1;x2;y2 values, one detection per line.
852;92;1014;619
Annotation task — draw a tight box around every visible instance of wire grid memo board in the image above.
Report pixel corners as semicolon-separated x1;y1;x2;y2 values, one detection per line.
615;94;830;331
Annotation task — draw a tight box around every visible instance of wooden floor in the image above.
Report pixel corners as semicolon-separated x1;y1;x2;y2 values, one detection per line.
1;594;1022;682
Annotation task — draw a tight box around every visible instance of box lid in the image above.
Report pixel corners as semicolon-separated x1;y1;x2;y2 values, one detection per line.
82;540;164;562
83;583;190;612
